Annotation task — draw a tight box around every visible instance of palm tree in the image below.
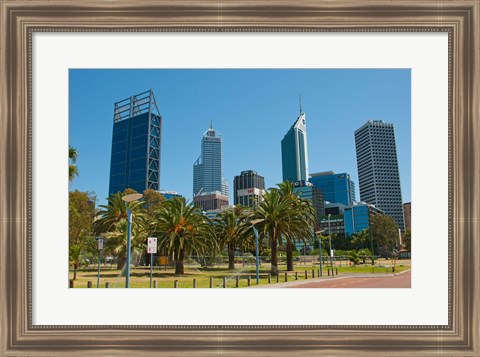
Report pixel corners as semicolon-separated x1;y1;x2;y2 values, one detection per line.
252;183;316;275
277;181;316;271
152;197;215;275
94;192;147;269
69;146;79;182
69;244;83;280
251;188;293;276
102;220;147;271
214;206;251;270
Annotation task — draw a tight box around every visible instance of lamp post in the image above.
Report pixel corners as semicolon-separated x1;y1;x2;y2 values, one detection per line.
315;230;324;277
122;193;143;288
369;221;375;265
96;237;103;288
328;213;334;278
251;218;264;285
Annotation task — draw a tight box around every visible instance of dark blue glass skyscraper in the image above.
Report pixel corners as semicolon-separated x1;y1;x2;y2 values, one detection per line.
108;90;162;195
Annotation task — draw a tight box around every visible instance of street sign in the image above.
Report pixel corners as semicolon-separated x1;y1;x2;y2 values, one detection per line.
97;238;103;250
147;237;157;254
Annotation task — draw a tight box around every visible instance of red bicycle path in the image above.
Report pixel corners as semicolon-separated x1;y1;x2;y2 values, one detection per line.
284;269;411;288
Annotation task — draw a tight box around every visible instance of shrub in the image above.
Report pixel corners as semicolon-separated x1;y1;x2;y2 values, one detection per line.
348;250;360;265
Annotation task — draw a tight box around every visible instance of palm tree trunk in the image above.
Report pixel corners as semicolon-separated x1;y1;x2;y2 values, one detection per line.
270;234;278;276
175;250;185;275
228;247;235;270
73;265;77;280
117;255;126;271
286;241;294;271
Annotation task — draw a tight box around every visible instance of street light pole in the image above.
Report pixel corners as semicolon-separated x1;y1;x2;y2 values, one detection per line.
251;218;264;285
369;222;375;265
328;213;334;278
315;230;324;277
122;193;143;288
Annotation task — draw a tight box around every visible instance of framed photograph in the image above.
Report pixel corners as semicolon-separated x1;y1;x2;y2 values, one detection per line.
1;0;479;355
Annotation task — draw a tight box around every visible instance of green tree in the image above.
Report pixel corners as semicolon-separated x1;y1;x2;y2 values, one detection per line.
69;190;96;279
371;214;400;266
358;248;372;264
152;197;215;275
351;229;369;250
69;146;79;182
143;189;165;217
402;229;411;250
214;206;250;270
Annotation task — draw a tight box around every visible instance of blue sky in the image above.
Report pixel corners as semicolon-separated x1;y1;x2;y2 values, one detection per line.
69;69;411;206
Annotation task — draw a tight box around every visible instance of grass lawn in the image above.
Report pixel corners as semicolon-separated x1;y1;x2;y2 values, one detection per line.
69;259;411;288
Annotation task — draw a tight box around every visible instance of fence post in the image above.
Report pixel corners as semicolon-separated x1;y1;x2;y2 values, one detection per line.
153;280;157;288
223;277;227;288
210;277;213;288
328;268;330;276
336;268;338;275
295;272;298;280
69;280;74;288
276;273;279;283
174;280;178;288
312;269;315;278
268;273;271;284
285;272;288;282
193;279;197;288
105;282;110;288
87;281;92;288
247;276;251;286
236;275;239;288
305;270;308;279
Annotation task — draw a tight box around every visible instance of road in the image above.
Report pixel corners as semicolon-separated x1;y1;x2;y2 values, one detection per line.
284;270;411;288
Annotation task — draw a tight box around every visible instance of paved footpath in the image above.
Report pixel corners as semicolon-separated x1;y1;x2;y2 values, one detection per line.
284;270;411;288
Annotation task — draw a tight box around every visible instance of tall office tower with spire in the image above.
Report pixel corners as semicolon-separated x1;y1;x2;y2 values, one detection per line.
193;123;229;199
354;120;404;231
109;90;162;195
281;98;309;182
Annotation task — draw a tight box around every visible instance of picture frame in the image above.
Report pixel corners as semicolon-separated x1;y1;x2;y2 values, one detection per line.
1;0;479;355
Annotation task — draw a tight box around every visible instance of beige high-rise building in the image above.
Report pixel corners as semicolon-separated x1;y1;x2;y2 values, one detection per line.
403;202;411;231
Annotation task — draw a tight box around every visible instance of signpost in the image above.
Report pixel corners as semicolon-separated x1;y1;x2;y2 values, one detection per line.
96;238;103;288
147;237;157;288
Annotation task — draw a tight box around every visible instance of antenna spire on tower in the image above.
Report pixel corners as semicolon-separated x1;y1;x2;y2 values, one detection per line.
210;119;213;129
299;95;303;116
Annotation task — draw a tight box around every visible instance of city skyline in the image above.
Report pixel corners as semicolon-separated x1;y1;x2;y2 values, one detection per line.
69;69;411;206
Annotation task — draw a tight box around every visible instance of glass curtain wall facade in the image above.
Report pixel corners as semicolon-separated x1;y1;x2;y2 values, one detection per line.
109;90;162;195
193;125;229;198
344;202;384;236
281;111;309;182
309;171;356;205
354;120;405;231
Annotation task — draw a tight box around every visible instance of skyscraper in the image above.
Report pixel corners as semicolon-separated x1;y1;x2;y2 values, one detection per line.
309;171;356;205
108;90;162;195
281;106;309;182
354;120;404;231
193;124;229;198
233;170;265;207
